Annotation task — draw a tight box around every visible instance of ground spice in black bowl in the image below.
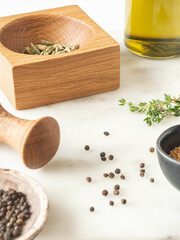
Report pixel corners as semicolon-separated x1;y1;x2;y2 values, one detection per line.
170;146;180;161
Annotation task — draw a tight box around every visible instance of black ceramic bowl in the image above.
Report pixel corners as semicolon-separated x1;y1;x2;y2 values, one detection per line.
157;124;180;191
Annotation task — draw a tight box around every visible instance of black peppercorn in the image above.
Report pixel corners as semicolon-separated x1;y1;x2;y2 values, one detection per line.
149;147;155;153
139;163;145;168
115;168;121;174
114;185;120;190
90;207;94;212
109;201;114;206
140;172;144;177
109;172;115;178
16;219;23;225
104;131;110;136
150;178;154;183
101;157;106;161
0;190;4;196
23;208;29;215
100;152;106;157
4;232;11;240
113;190;119;195
7;201;12;206
86;177;92;183
6;206;12;211
120;175;125;180
121;199;127;204
103;173;109;178
102;190;108;196
109;155;114;160
84;145;90;151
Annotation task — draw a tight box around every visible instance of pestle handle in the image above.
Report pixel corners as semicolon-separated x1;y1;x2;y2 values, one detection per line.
0;104;34;151
0;104;60;169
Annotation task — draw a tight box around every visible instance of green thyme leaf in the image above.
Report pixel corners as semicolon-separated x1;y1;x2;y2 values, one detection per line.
119;94;180;126
138;102;147;107
118;99;126;106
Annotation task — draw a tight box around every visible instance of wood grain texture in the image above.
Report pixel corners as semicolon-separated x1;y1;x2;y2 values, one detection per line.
0;5;120;109
0;105;60;169
0;168;49;240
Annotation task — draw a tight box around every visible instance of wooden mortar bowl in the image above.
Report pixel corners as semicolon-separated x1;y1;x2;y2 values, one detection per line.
0;168;49;240
0;5;120;110
0;14;93;53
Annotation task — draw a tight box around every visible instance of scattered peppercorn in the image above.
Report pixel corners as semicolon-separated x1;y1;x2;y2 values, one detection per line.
115;168;121;174
104;131;110;136
109;155;114;160
120;175;125;180
121;199;127;205
109;172;115;178
140;172;144;177
109;201;114;206
102;190;108;196
103;173;109;178
139;163;145;168
149;147;155;153
86;177;92;182
140;169;145;173
113;190;119;195
100;152;106;157
84;145;90;151
90;207;94;212
101;157;106;161
114;185;120;190
0;188;31;240
150;178;154;183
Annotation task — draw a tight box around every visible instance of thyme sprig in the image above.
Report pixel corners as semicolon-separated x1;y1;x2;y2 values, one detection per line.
119;94;180;126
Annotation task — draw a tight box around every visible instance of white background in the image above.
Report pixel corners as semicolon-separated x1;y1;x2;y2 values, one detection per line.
0;0;125;32
0;1;180;240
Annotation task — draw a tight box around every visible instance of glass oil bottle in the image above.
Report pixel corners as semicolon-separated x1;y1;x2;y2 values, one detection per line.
125;0;180;58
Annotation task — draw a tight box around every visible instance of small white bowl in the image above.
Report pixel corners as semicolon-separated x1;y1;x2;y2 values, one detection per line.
0;168;49;240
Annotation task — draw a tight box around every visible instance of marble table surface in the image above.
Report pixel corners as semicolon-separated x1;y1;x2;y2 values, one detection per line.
1;1;180;240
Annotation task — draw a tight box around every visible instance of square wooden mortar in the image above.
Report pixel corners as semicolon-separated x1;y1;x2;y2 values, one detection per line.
0;5;120;110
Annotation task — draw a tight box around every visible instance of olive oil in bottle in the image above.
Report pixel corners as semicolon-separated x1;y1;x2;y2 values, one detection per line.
125;0;180;58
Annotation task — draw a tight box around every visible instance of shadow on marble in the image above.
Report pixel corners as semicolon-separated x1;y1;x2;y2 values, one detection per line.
160;237;180;240
38;200;75;239
42;156;96;173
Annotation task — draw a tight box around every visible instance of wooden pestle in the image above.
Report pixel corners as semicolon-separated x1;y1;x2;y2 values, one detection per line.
0;104;60;169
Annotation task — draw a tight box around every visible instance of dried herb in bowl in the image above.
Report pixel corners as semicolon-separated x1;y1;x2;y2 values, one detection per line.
21;40;80;55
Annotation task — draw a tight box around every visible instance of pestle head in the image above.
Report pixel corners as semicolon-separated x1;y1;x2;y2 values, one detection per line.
21;117;60;169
